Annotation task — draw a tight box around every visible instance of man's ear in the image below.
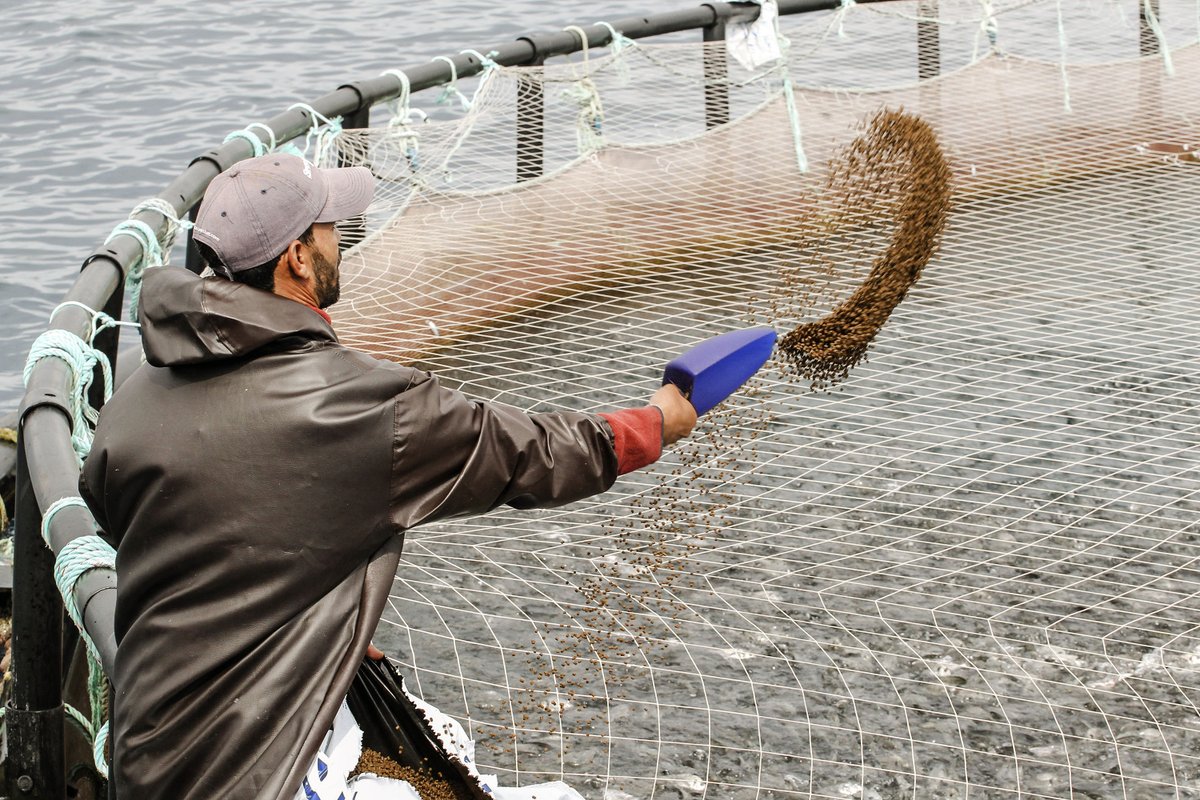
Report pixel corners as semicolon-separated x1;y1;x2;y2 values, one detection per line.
281;239;312;281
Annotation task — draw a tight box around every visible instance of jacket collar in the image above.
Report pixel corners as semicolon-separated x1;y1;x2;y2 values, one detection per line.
138;266;337;367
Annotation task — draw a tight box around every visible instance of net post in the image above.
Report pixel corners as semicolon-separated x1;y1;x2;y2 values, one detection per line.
516;42;545;183
1139;0;1160;56
701;4;731;129
917;0;940;80
7;429;66;800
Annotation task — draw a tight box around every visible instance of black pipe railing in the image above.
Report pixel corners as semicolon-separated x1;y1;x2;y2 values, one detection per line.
11;2;927;797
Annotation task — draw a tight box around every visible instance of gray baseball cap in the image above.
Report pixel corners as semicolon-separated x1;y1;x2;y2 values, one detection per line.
193;154;374;274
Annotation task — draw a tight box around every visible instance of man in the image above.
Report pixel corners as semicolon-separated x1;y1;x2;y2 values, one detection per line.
80;154;697;799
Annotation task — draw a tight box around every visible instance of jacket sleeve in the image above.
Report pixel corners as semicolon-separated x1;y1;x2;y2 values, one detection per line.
598;407;663;475
389;371;625;530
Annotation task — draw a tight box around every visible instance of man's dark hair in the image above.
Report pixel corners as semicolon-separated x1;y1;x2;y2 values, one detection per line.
193;224;317;293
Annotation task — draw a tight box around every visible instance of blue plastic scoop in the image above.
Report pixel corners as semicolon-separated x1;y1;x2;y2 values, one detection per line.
662;327;777;415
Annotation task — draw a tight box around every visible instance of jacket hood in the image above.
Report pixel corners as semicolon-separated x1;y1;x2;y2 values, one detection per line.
139;266;335;367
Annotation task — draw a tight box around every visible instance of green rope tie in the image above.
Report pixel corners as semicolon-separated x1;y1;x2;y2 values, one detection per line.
767;9;809;174
223;124;273;158
130;197;193;255
283;103;345;167
50;301;140;343
595;21;636;85
595;20;635;52
835;0;856;38
23;330;113;464
781;75;808;173
561;28;606;156
105;218;165;319
432;55;472;111
64;702;93;739
59;701;110;773
41;497;114;774
432;53;502;183
380;69;427;171
41;499;114;657
460;48;500;73
381;68;412;117
93;720;110;774
973;0;1000;60
458;49;501;110
54;539;116;665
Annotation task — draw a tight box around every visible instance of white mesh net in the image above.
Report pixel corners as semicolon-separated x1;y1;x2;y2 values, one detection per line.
315;1;1200;796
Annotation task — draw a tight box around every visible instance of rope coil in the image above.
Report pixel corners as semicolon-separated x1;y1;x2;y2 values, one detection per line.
41;496;115;774
130;198;192;254
23;330;112;464
105;218;166;318
223;128;269;158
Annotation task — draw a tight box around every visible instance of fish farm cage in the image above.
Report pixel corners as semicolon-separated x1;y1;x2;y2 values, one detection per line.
10;0;1200;798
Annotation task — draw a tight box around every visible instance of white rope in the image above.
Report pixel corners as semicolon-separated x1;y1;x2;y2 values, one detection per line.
1055;0;1072;112
105;217;165;317
432;55;472;111
223;130;267;157
287;103;344;167
835;0;857;38
973;0;1001;60
1142;0;1175;75
129;197;192;254
49;302;138;343
562;26;606;155
430;53;502;182
594;20;636;85
379;68;427;177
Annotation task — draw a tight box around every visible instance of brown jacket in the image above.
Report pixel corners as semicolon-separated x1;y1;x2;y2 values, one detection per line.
81;266;656;799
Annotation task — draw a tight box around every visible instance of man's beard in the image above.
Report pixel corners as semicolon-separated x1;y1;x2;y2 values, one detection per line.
313;247;341;309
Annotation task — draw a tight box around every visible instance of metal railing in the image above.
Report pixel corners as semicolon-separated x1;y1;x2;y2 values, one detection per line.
9;1;953;796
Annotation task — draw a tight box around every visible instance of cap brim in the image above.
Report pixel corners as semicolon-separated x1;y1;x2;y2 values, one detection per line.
314;165;374;223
